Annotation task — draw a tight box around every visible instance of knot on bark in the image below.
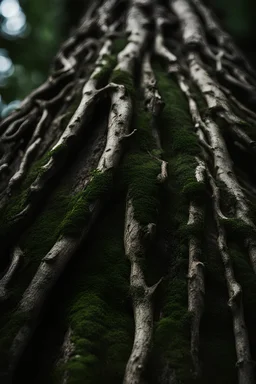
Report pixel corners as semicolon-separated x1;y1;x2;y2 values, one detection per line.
236;358;255;367
143;223;156;240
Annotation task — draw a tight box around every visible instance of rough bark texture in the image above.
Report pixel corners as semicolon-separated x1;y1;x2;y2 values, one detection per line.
1;0;256;383
123;198;161;384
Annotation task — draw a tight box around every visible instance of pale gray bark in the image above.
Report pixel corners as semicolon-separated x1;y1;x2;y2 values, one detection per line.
207;168;255;384
8;81;132;375
116;0;152;73
1;0;256;382
57;327;75;384
123;199;161;384
0;247;23;301
187;160;205;377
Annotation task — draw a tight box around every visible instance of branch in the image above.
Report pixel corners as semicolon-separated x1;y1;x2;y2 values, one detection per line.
186;160;206;378
0;247;23;301
142;53;165;116
123;198;157;383
116;0;153;73
207;160;254;384
7;66;134;375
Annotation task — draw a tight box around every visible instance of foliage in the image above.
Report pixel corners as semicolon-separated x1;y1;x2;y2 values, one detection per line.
1;0;64;104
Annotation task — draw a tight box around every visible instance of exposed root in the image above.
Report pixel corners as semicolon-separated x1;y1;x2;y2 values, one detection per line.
123;198;161;384
2;108;39;143
142;54;164;117
171;0;215;60
177;64;256;272
154;5;177;69
4;39;116;227
142;53;167;181
207;165;255;384
190;0;256;78
187;52;241;123
7;70;133;377
116;0;152;73
7;138;42;192
0;247;23;302
187;159;205;378
57;327;75;384
172;0;256;98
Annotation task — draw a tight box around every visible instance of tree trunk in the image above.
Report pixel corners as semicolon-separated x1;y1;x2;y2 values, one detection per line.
0;0;256;383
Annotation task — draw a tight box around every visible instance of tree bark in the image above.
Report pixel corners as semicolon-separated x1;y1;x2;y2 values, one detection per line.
0;0;256;383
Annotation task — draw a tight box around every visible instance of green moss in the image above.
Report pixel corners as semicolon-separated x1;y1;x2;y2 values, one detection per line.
55;202;133;384
16;187;70;277
154;68;200;158
50;143;68;159
93;54;117;84
0;170;115;361
149;66;206;382
180;221;205;240
0;185;72;354
122;154;159;224
59;169;113;236
221;218;255;242
0;149;57;238
133;104;156;152
118;92;161;226
155;279;192;381
110;69;135;100
182;181;207;202
112;38;128;55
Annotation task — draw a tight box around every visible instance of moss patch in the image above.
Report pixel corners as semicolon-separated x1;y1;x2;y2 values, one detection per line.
59;169;113;236
221;218;255;242
0;184;72;365
93;54;117;86
121;153;159;225
55;202;133;384
150;66;205;382
110;69;136;100
112;38;128;55
0;149;58;239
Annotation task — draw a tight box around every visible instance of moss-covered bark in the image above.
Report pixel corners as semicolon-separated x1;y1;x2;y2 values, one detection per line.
1;0;256;383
